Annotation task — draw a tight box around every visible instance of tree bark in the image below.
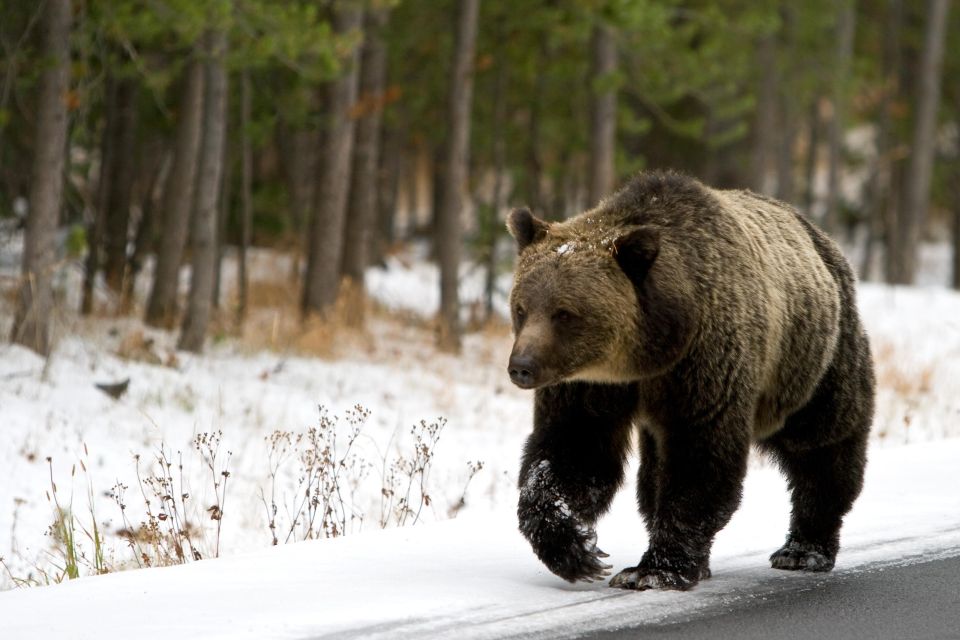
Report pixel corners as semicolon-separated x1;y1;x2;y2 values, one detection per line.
341;7;389;326
526;39;548;216
178;29;228;353
82;73;117;316
212;96;231;311
824;2;856;235
952;160;960;289
276;117;320;283
437;0;480;352
145;57;205;328
485;15;507;322
122;140;171;311
302;4;363;317
864;0;902;281
775;8;797;204
371;126;400;266
102;76;139;295
237;70;253;324
889;0;951;284
11;0;71;355
588;22;617;206
430;143;445;247
284;128;319;237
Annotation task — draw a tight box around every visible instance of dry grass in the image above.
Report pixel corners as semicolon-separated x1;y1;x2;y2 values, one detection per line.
3;405;484;588
232;267;486;363
872;340;935;398
115;329;181;367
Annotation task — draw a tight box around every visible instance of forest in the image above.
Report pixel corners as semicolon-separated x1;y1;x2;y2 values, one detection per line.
2;0;958;356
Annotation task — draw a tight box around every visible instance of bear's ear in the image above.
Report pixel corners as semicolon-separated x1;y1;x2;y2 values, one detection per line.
507;207;549;252
612;225;660;282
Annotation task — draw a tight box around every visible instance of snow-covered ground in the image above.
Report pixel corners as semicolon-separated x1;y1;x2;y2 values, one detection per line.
1;234;960;637
1;437;958;640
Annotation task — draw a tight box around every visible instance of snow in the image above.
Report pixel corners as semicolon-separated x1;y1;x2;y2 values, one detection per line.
1;438;959;640
1;234;960;637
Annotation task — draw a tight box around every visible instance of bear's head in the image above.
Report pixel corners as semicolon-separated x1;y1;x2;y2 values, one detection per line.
505;207;695;389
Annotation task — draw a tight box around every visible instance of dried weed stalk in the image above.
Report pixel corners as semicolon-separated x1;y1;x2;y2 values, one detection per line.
380;417;447;528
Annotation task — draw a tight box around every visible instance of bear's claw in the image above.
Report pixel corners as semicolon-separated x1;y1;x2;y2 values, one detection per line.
609;563;711;591
534;524;612;583
565;526;613;583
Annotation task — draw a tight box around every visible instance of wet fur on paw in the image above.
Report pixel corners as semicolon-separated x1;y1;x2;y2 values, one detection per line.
518;461;612;582
770;538;836;572
609;549;711;591
609;563;711;591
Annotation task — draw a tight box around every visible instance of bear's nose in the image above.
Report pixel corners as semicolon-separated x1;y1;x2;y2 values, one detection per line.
508;354;540;389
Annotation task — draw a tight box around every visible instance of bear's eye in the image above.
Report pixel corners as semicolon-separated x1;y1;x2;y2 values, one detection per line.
552;309;575;323
515;306;526;323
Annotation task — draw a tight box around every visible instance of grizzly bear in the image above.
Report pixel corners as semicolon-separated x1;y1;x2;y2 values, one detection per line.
507;170;874;590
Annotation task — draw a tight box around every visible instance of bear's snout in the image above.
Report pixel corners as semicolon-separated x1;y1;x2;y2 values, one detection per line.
508;353;541;389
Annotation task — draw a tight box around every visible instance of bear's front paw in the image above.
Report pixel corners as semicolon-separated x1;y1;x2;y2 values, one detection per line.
518;460;612;583
770;538;835;572
518;502;611;582
534;524;612;583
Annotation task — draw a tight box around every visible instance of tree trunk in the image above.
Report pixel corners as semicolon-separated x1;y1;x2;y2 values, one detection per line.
212;98;231;311
371;126;400;266
145;57;205;328
863;0;902;281
485;16;507;322
102;76;139;295
341;7;389;326
276;118;320;283
951;160;960;289
178;29;228;353
889;0;950;284
82;75;118;315
526;39;547;216
588;22;617;206
302;5;363;317
775;8;796;204
122;140;171;311
884;1;909;283
237;70;253;324
437;0;480;352
430;143;445;245
11;0;71;355
285;129;319;237
752;32;778;196
824;2;856;235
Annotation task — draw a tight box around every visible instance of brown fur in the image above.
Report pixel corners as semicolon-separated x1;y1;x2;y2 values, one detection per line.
509;170;874;589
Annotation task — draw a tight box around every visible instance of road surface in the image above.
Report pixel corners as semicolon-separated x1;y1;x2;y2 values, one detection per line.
583;552;960;640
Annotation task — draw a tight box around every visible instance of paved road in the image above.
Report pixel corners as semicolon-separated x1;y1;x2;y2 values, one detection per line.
582;553;960;640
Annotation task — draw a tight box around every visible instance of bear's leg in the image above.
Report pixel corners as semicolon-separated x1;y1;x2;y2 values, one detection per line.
636;429;658;529
611;418;750;591
766;431;868;572
763;323;874;572
518;382;637;583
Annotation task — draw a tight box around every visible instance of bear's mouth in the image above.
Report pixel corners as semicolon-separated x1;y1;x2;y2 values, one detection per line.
506;359;560;389
510;376;545;390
